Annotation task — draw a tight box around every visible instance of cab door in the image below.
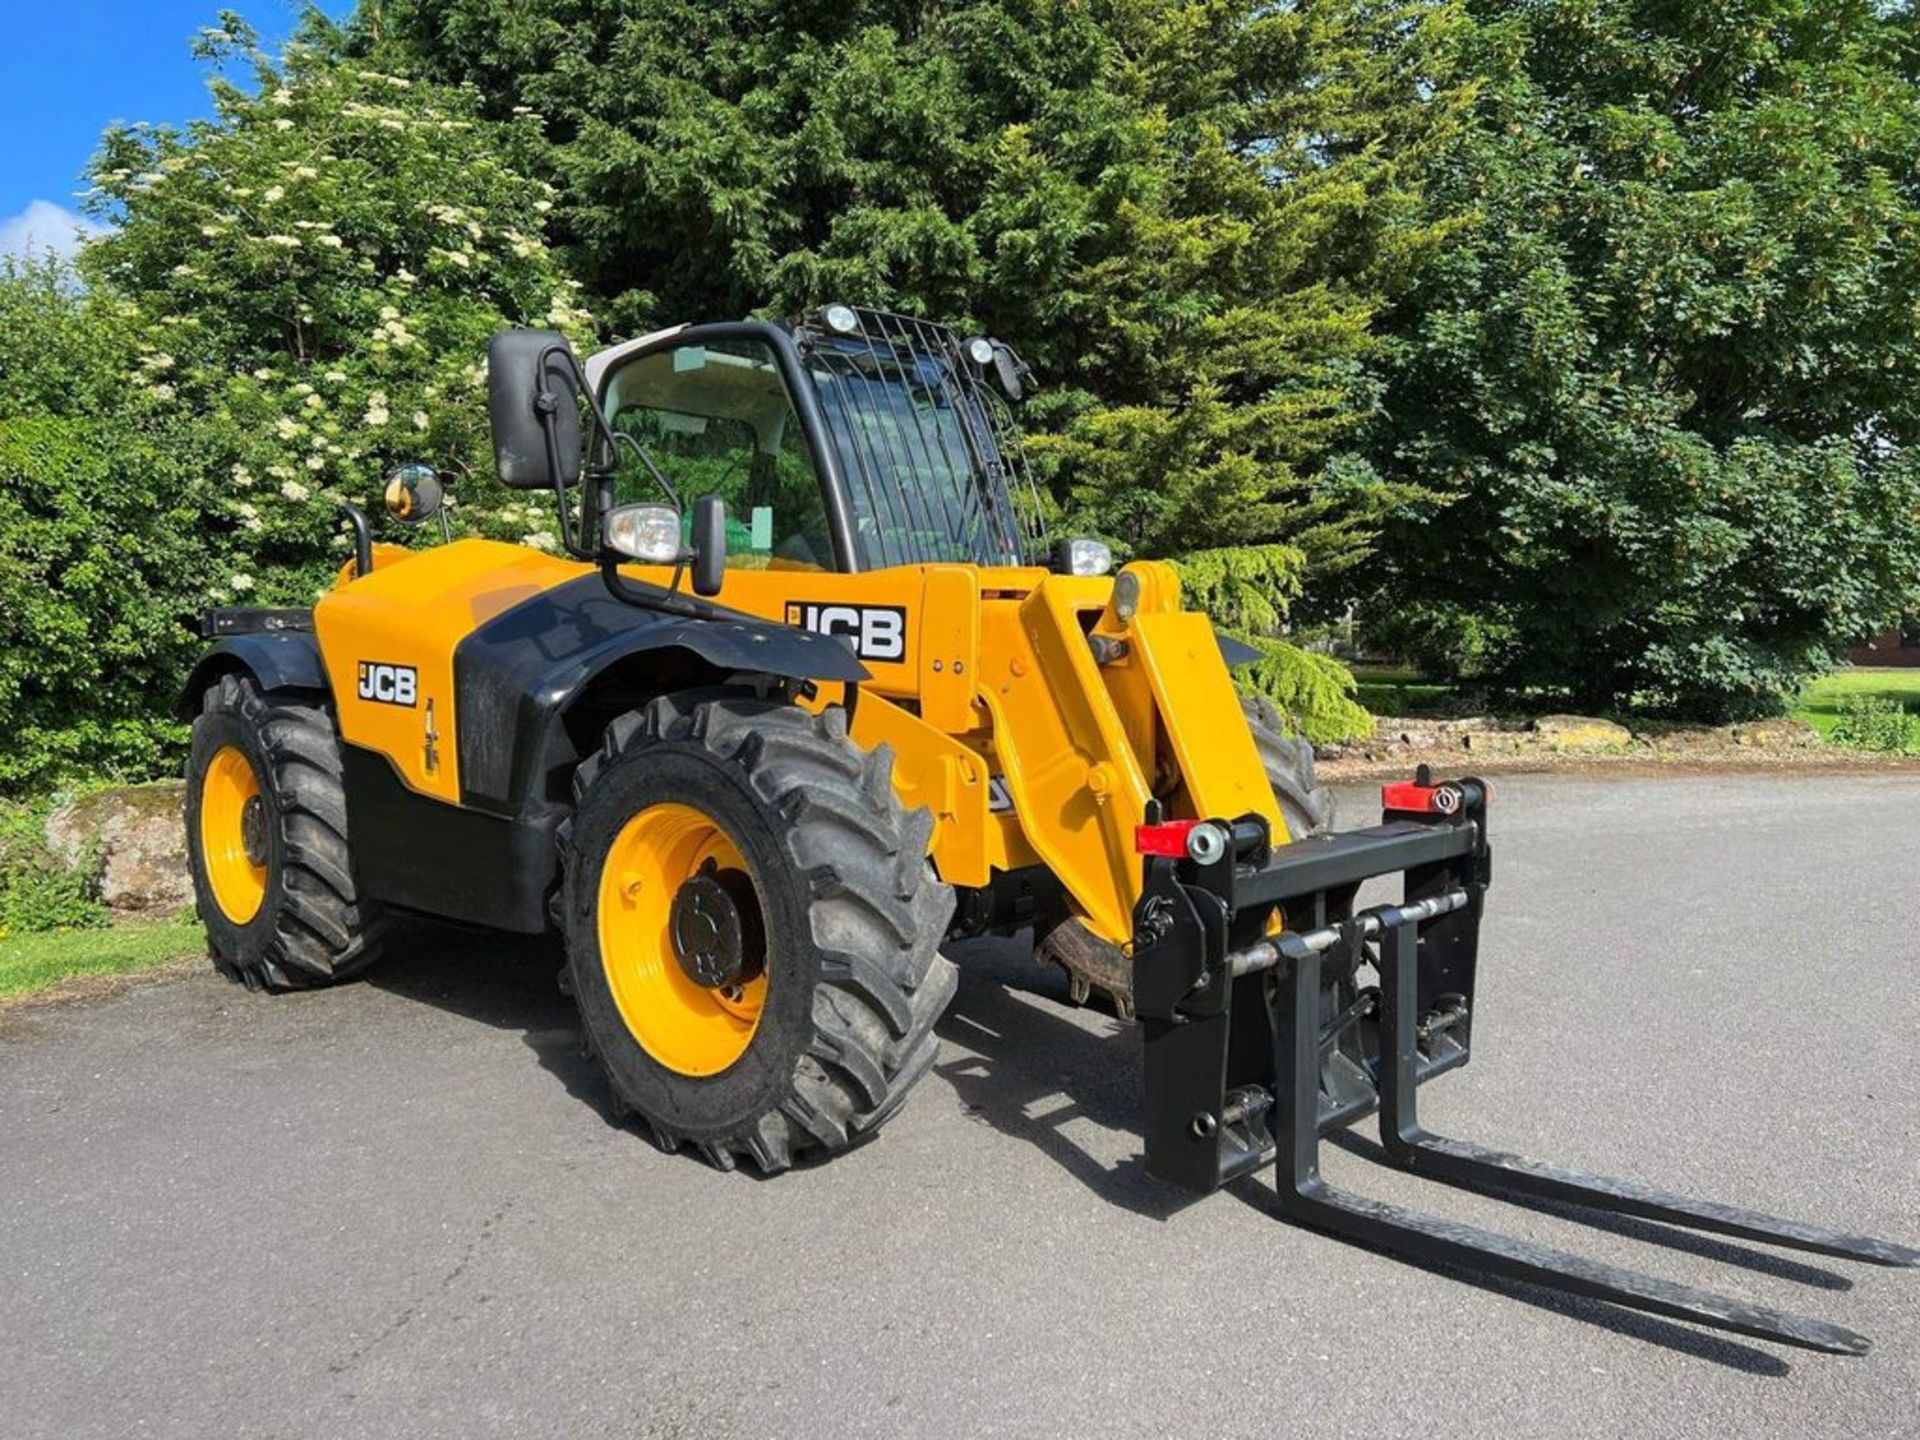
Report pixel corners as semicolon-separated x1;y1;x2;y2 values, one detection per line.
598;328;846;575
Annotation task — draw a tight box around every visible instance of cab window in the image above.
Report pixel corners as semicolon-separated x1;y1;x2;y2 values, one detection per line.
603;337;835;571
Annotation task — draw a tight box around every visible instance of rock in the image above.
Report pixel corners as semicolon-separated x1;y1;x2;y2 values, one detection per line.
1529;714;1633;752
44;782;191;916
1724;717;1821;750
1463;729;1533;755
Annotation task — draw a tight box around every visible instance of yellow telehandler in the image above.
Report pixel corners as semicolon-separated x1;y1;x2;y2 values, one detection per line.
181;304;1914;1353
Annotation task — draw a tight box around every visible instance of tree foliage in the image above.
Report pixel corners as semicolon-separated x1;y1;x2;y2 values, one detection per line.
343;0;1471;734
10;0;1920;791
1367;0;1920;718
82;15;592;606
0;18;593;795
0;259;212;790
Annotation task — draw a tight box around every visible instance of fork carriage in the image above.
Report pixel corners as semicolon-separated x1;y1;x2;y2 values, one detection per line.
1132;772;1916;1356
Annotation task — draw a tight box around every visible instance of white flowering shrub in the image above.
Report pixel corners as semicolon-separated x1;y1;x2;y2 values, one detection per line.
0;259;223;791
84;16;595;607
0;20;601;793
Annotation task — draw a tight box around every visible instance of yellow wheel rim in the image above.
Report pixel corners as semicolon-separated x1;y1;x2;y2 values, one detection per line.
597;803;768;1077
200;744;269;925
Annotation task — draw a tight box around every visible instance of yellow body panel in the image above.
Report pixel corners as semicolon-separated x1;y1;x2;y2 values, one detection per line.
641;562;1044;887
319;538;1277;947
1130;610;1286;837
314;539;588;801
843;692;1040;887
976;578;1155;945
915;566;983;732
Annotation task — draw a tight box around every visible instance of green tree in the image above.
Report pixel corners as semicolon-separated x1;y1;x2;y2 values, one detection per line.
0;15;597;795
1368;0;1920;718
0;257;212;791
83;14;593;605
342;0;1471;738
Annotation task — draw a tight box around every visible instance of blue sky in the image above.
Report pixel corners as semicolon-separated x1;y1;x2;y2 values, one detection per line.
0;0;353;260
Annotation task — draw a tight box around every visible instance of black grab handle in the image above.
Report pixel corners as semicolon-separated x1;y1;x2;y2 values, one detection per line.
338;503;374;577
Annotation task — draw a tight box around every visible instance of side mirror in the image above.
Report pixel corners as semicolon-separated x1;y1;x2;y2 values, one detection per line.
992;345;1024;402
383;462;445;526
487;328;583;491
690;495;726;597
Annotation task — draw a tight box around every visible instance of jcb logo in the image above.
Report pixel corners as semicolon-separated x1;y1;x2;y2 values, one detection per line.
357;662;418;707
784;602;907;663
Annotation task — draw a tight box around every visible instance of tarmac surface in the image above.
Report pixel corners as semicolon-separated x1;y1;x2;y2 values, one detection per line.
2;772;1916;1438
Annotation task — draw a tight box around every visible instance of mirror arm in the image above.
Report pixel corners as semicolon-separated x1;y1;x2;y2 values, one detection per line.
531;382;587;559
584;472;623;570
600;551;733;620
533;342;598;559
612;431;681;511
531;339;674;559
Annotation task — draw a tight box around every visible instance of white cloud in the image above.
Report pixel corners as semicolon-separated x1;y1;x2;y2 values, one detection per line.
0;200;108;263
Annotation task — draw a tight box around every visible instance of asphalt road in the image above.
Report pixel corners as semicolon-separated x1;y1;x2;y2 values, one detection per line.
3;773;1917;1439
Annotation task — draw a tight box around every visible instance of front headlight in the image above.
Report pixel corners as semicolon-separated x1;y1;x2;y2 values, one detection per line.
1055;537;1114;576
605;503;682;563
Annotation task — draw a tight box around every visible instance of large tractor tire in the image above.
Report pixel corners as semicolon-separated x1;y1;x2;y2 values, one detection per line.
1240;692;1335;840
185;673;385;991
559;691;957;1173
1040;691;1333;1017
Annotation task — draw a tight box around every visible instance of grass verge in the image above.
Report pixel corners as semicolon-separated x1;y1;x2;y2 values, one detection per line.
1793;667;1920;740
1354;664;1920;740
0;916;202;1003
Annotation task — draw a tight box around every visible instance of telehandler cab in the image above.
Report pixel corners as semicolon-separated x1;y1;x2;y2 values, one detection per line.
182;304;1915;1353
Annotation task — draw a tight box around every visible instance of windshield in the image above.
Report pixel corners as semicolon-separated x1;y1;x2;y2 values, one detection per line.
798;310;1046;569
604;336;835;571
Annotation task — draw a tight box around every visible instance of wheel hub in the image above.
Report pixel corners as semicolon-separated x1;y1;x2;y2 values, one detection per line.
669;862;764;991
200;744;269;925
240;794;269;868
597;802;769;1076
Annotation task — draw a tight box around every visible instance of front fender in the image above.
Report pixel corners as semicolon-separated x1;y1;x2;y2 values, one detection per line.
452;574;868;812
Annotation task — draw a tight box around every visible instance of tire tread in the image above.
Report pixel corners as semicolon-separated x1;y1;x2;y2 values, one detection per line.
191;673;385;990
563;690;955;1174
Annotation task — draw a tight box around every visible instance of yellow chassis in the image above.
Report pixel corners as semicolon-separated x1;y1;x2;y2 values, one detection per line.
315;541;1284;946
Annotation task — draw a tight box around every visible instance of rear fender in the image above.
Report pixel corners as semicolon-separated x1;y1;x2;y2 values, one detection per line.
176;633;327;718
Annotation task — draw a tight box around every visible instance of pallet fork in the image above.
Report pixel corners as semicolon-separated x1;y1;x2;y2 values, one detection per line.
1130;773;1918;1354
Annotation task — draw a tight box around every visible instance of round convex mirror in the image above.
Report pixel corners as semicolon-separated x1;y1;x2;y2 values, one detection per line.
383;462;445;526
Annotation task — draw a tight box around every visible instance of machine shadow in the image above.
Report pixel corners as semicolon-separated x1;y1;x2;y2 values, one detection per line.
366;920;1193;1188
370;921;1823;1369
937;941;1837;1371
1326;1130;1853;1292
363;917;625;1126
933;939;1206;1221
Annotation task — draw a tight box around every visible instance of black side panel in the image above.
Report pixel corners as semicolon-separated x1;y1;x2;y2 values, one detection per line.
452;572;865;813
341;745;557;933
177;633;327;717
